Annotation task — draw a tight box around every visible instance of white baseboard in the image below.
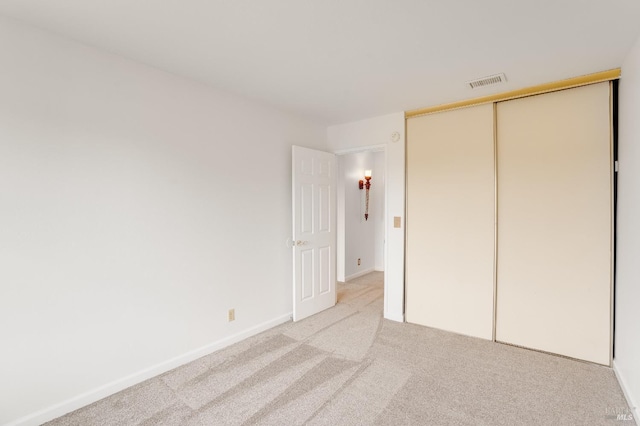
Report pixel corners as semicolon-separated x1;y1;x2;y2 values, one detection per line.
6;313;292;426
384;310;404;323
613;360;639;422
345;267;375;282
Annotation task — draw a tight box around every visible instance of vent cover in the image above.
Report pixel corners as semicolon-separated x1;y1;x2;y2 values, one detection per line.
467;73;507;89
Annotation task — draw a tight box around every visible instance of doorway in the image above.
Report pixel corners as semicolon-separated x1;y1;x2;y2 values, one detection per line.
336;148;386;286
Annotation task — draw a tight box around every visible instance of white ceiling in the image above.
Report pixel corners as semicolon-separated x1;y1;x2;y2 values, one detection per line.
1;0;639;125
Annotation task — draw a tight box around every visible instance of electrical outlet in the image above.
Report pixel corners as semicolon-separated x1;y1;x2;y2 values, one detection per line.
358;258;361;266
228;309;235;322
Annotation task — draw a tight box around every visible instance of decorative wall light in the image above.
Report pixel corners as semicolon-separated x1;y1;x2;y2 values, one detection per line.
359;170;372;221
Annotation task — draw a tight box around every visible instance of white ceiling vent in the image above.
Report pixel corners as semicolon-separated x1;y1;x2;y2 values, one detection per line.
466;73;507;89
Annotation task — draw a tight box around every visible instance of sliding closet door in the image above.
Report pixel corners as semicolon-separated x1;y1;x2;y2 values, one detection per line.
406;103;494;340
496;82;612;365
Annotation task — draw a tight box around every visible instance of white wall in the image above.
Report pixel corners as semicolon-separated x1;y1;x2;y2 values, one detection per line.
0;17;326;426
615;34;640;421
341;151;376;280
327;113;405;322
336;157;346;282
373;151;386;271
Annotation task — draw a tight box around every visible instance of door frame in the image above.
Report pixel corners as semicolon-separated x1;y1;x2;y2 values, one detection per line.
334;144;387;302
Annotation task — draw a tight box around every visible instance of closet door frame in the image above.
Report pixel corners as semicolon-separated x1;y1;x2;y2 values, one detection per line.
404;74;616;366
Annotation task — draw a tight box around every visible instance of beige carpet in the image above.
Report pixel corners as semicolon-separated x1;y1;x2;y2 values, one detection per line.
46;272;634;425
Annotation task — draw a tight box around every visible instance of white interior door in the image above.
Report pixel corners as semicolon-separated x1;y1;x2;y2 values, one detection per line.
292;146;336;321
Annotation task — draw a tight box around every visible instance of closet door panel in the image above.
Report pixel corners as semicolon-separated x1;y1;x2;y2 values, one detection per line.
406;103;495;340
496;82;611;365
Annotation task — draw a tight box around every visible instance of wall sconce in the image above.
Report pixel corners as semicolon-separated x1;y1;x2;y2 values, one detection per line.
359;170;372;220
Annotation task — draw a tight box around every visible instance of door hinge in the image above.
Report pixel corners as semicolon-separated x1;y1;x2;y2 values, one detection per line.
615;161;619;172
